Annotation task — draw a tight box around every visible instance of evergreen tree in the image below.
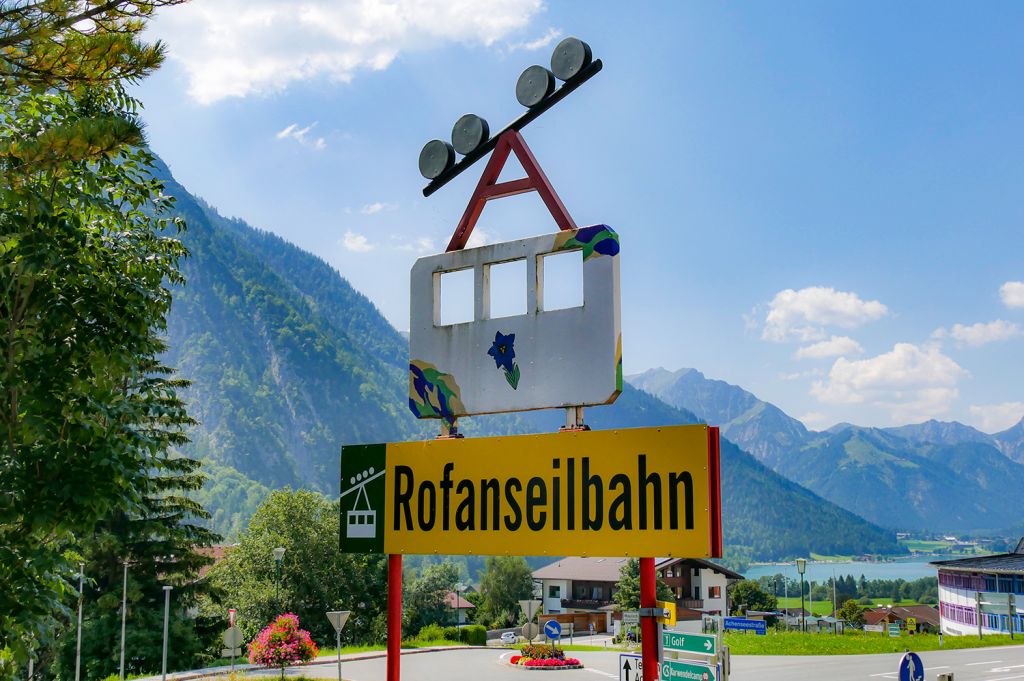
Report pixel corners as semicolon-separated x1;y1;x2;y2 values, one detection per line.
1;2;192;675
613;558;673;611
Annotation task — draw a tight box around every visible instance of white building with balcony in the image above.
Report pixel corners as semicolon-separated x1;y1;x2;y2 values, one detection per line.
932;538;1024;636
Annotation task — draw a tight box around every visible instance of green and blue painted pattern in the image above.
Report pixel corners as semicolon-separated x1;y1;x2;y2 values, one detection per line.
554;224;619;261
408;360;465;422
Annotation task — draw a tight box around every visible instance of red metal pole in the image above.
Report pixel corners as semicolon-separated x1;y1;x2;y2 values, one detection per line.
387;554;402;681
640;557;658;681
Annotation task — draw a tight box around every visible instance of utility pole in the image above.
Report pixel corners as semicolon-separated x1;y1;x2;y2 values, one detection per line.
832;569;838;635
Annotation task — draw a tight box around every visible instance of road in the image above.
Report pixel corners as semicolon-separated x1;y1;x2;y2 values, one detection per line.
275;644;1024;681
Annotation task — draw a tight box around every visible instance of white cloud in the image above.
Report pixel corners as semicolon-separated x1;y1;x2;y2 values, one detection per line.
933;319;1022;347
797;412;832;431
969;402;1024;433
360;202;398;215
153;0;544;104
276;122;326;150
395;236;437;254
465;227;492;249
811;343;966;422
794;335;864;360
507;27;561;51
762;286;888;342
342;230;374;253
1000;281;1024;309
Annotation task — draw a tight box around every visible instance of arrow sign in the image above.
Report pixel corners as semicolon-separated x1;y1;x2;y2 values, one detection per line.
326;611;351;633
662;629;717;657
619;653;642;681
661;659;717;681
544;619;562;640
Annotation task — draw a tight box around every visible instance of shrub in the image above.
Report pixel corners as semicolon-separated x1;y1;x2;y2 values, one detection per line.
417;623;445;641
248;614;318;674
442;626;460;641
460;624;487;646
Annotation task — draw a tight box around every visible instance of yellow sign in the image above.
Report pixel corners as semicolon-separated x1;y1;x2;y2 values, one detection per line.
657;600;677;627
339;425;722;558
906;617;916;632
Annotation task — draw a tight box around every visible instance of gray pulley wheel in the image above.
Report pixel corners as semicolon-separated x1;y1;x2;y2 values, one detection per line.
516;65;556;107
418;139;455;180
550;36;592;81
451;113;490;155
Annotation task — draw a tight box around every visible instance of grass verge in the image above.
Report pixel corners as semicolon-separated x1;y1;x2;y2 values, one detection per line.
724;630;1023;655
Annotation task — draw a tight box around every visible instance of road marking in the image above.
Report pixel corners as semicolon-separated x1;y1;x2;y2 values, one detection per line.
986;675;1024;681
868;674;897;678
584;669;617;679
966;660;1002;666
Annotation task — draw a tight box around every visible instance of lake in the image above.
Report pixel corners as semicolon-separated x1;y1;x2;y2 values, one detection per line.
743;556;955;583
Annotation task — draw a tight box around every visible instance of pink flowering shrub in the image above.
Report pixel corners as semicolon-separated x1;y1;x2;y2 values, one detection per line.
248;613;318;671
522;657;582;667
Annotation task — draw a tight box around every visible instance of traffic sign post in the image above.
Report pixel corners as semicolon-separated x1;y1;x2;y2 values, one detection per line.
326;611;351;681
221;627;243;671
623;611;640;625
619;654;642;681
888;623;901;637
898;651;924;681
661;659;718;681
544;619;562;643
662;630;717;657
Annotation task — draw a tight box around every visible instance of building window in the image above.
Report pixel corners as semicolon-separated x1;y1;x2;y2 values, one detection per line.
694;586;700;600
549;585;560;598
708;586;721;599
591;586;602;599
692;568;699;577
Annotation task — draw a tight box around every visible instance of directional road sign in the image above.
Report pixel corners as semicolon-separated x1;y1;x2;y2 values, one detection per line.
662;629;717;657
619;653;642;681
544;619;562;640
622;611;640;625
222;626;243;649
723;617;766;635
326;611;351;633
899;651;924;681
888;623;901;637
660;659;717;681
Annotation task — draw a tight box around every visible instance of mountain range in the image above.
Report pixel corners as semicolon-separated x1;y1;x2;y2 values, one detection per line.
629;368;1024;533
154;157;901;561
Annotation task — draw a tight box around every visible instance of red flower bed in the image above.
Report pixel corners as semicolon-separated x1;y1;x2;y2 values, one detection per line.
523;658;581;668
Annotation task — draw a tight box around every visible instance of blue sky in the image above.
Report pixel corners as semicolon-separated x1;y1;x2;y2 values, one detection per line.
140;1;1024;432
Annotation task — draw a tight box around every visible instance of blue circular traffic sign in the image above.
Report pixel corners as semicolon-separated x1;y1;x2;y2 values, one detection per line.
544;619;562;640
899;652;924;681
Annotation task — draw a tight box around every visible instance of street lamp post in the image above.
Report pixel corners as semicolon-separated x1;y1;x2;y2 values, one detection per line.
75;564;84;681
119;561;129;681
161;586;173;681
273;547;286;615
796;558;807;634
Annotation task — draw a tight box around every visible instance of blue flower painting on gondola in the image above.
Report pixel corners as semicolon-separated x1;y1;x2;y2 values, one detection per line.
487;331;521;390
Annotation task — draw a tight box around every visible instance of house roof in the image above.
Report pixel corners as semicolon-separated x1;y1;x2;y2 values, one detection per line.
444;592;475;610
655;557;745;581
931;540;1024;575
863;605;939;627
533;557;632;582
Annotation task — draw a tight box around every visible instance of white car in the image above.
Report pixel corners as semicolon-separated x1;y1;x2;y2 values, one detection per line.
500;632;517;645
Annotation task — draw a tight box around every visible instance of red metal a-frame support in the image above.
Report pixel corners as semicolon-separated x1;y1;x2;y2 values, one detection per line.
445;129;577;252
